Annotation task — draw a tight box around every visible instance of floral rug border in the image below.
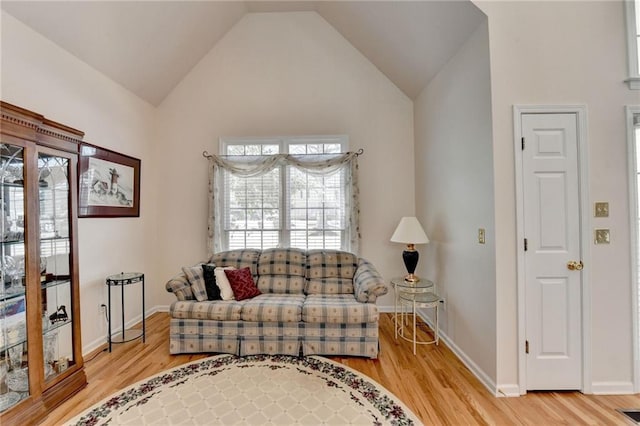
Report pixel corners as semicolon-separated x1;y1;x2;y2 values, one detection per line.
67;354;420;426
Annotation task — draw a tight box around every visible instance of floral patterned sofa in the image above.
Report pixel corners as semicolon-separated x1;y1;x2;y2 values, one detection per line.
165;248;387;358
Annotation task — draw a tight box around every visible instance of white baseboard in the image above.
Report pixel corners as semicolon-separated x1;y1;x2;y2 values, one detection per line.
151;305;170;313
82;305;169;356
495;384;521;397
378;305;394;314
83;335;108;356
415;311;502;397
590;381;635;395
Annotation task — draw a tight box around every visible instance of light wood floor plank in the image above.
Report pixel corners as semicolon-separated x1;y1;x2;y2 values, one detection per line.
36;313;638;425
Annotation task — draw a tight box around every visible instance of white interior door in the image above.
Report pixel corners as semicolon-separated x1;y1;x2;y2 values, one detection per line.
522;112;583;390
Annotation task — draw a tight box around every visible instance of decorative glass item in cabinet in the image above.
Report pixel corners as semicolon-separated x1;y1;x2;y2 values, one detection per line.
0;143;28;413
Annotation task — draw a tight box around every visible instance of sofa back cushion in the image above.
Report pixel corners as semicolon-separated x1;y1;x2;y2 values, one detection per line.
305;250;358;295
257;248;307;294
210;249;260;278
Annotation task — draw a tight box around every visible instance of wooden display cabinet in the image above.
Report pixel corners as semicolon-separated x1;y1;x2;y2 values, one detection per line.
0;102;86;424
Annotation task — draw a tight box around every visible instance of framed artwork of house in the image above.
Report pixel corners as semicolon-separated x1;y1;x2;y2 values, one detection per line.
78;143;141;218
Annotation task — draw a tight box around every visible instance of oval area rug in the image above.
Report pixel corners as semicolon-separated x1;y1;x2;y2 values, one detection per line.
66;354;422;425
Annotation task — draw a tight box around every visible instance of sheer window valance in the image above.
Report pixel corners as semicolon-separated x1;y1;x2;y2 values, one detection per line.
204;150;362;257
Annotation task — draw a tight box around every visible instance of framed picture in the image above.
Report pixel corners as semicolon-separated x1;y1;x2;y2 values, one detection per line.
78;143;141;218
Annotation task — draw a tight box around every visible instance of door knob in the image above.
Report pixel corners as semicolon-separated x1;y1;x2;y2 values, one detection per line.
567;260;584;271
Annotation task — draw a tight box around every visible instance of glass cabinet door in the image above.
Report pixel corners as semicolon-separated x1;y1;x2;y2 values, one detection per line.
38;152;74;384
0;143;28;412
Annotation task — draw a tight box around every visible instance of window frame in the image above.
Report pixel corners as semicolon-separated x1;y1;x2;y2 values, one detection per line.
219;135;349;251
626;0;640;89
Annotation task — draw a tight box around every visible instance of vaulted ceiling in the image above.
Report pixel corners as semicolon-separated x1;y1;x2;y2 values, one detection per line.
1;1;486;106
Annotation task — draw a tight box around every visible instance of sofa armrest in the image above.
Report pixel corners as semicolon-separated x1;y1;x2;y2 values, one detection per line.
353;258;388;303
165;273;194;301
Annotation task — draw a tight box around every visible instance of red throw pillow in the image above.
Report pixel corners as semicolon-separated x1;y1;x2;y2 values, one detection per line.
225;267;261;301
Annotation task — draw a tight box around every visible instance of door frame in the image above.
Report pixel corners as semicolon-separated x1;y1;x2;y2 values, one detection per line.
625;106;640;393
513;105;591;394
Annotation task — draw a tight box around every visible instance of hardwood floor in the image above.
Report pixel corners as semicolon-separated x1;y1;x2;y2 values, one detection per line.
39;313;638;425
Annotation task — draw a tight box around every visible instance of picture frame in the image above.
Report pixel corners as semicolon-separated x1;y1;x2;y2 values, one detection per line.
78;143;140;218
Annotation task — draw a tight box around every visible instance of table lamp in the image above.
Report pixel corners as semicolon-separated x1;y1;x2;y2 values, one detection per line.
390;216;429;282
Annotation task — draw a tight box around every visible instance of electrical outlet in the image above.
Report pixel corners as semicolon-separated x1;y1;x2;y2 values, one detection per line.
594;202;609;218
99;304;108;328
594;229;610;244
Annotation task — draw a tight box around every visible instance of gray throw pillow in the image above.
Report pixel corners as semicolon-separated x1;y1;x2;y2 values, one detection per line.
182;264;207;302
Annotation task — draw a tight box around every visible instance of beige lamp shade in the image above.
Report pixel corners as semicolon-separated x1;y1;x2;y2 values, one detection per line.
390;217;429;244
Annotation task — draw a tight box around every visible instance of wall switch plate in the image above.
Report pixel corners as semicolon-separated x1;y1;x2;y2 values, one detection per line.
594;229;610;244
594;202;609;217
478;228;485;244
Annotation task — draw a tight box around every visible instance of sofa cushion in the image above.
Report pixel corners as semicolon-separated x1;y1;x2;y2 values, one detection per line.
302;294;378;324
240;294;305;322
170;300;243;321
210;249;260;278
257;248;307;294
258;248;307;277
305;278;354;295
306;250;358;279
257;276;306;295
182;264;208;302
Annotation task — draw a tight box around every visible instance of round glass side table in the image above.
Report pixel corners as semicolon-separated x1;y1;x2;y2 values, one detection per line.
390;276;439;355
106;272;145;352
398;292;440;354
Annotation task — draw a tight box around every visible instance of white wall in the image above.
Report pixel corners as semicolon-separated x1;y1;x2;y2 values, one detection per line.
1;11;156;354
475;0;639;393
153;11;415;309
414;20;496;387
4;1;636;395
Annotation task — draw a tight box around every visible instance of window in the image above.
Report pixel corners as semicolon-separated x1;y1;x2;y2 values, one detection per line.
219;136;350;251
632;110;640;273
626;0;640;89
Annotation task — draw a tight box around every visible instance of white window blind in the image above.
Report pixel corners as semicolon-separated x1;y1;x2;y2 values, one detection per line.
215;136;354;252
225;167;281;250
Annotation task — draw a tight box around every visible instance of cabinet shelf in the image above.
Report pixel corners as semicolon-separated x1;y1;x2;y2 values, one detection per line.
1;236;24;245
2;236;69;246
0;319;72;354
1;278;71;303
0;182;23;189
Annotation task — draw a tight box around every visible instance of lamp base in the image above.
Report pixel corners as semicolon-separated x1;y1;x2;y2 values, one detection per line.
402;246;419;282
404;273;420;283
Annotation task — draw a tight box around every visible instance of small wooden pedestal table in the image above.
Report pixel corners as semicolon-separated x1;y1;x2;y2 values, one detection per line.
106;272;145;352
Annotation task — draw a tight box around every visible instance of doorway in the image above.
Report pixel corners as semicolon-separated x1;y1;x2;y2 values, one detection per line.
514;105;591;394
